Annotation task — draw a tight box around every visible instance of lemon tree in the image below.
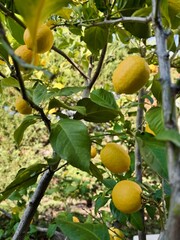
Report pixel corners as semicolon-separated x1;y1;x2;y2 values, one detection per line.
0;0;180;240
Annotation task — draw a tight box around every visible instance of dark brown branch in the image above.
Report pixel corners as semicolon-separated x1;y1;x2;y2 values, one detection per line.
52;45;89;80
0;2;26;28
89;43;107;89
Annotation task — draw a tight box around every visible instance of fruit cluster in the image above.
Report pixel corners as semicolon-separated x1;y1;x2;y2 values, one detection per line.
100;142;142;214
14;23;54;114
15;23;54;68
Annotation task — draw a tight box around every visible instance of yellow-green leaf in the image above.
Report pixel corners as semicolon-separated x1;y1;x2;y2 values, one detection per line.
14;0;72;49
57;7;73;20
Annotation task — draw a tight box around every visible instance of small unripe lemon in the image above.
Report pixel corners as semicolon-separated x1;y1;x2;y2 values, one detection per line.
112;180;142;214
112;55;150;94
100;143;130;174
109;227;124;240
23;24;54;53
91;146;97;158
14;45;39;67
72;216;80;222
15;97;32;115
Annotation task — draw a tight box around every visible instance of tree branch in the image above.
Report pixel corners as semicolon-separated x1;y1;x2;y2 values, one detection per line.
152;1;180;240
12;169;55;240
135;88;146;240
91;15;152;26
52;45;89;81
0;2;26;28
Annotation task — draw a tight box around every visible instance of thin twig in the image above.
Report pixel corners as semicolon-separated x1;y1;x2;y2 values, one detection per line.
0;2;26;28
52;45;89;81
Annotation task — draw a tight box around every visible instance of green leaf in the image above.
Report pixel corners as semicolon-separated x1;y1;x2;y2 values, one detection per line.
151;78;162;104
168;0;180;29
84;26;108;54
145;205;156;219
145;107;164;134
156;129;180;147
1;77;20;88
32;82;47;105
74;98;119;123
102;178;116;189
123;22;151;39
94;0;107;12
56;86;85;97
50;119;91;172
130;211;144;231
161;0;171;27
14;116;37;146
47;224;57;238
56;219;109;240
116;27;131;43
95;195;109;214
0;163;47;201
136;133;168;180
89;162;103;181
6;17;24;44
0;42;9;63
90;89;119;110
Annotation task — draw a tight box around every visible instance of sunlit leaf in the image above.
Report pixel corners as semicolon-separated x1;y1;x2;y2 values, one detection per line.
90;89;119;110
0;163;47;201
1;77;19;88
145;107;164;134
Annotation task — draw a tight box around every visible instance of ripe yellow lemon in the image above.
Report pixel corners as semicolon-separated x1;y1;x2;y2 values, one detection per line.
112;180;142;214
145;124;155;136
109;227;124;240
100;143;130;174
72;216;80;223
15;96;32;115
14;45;39;66
112;55;150;94
23;24;54;53
91;146;97;158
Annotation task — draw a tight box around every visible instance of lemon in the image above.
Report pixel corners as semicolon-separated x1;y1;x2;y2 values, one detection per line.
145;124;155;136
23;24;54;53
91;146;97;158
15;96;32;115
109;227;124;240
112;55;150;94
14;45;39;67
100;143;130;174
112;180;142;214
72;216;80;222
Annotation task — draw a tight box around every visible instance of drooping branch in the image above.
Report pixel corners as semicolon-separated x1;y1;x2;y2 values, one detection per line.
52;45;89;81
0;2;25;28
